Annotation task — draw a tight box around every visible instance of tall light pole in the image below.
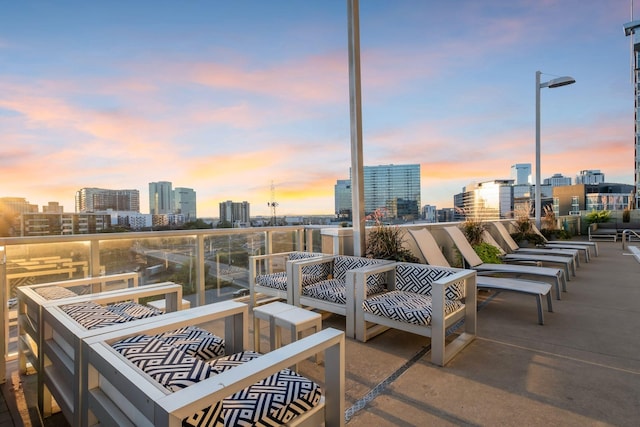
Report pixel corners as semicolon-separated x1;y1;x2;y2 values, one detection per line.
535;70;576;229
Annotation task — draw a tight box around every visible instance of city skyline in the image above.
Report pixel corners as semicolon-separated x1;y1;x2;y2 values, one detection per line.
0;1;634;216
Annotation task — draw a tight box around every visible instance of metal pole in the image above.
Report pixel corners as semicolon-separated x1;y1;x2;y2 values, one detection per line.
347;0;365;256
535;70;542;229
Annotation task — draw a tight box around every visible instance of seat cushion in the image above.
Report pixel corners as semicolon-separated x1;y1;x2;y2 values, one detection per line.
106;301;163;321
34;286;78;300
60;301;126;329
303;277;385;304
256;270;327;291
183;350;322;427
112;335;214;392
362;290;463;327
60;300;162;330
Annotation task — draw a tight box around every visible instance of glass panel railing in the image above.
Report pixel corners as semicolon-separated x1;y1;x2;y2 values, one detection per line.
0;225;313;376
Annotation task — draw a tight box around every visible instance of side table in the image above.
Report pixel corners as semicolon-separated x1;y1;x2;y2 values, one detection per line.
252;301;295;353
273;306;323;366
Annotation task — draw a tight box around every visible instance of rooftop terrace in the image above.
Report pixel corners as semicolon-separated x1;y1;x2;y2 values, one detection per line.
1;230;639;426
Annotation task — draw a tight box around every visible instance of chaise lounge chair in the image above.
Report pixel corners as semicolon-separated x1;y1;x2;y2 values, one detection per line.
407;228;553;324
527;222;598;259
491;221;581;269
444;226;567;300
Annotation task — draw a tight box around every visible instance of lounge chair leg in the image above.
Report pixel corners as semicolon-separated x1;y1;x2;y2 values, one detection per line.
536;295;544;325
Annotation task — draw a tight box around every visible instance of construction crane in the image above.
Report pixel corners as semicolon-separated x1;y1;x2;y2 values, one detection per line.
267;181;279;226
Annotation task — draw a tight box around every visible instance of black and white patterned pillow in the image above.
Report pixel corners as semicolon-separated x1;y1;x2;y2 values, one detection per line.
34;286;78;300
332;256;388;289
60;301;125;329
395;264;465;301
107;301;163;321
288;252;330;278
154;326;225;360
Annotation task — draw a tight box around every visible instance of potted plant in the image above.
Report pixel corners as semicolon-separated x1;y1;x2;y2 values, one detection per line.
510;202;545;247
365;213;419;262
457;208;503;263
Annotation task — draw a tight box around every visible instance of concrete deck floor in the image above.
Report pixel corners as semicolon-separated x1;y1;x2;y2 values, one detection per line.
2;239;639;426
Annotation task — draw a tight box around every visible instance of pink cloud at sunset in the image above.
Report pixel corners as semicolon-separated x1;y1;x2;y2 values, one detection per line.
0;1;636;217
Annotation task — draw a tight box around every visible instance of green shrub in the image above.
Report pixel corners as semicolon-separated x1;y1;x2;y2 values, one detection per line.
472;242;503;264
366;222;419;262
584;210;611;224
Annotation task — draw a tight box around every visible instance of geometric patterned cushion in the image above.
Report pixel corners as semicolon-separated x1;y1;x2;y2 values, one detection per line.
362;290;464;326
154;326;225;360
254;252;329;292
302;277;386;304
255;272;288;291
332;255;389;284
60;301;126;329
395;263;465;301
287;252;331;278
112;335;214;392
106;301;163;321
34;286;78;300
256;271;325;291
60;301;162;330
182;351;322;427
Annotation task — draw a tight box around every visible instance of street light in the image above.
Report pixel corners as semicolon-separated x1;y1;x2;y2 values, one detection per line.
535;70;575;229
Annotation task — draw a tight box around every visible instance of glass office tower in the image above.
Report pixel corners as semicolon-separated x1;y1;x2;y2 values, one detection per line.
624;19;640;208
340;164;420;220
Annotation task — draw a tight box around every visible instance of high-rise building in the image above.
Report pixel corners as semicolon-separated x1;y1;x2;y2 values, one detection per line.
510;163;531;185
544;173;572;186
422;204;437;222
454;179;515;220
334;179;352;219
334;164;421;220
75;188;140;212
219;201;250;225
575;169;605;185
624;20;640;207
149;181;173;215
42;201;64;213
174;187;197;221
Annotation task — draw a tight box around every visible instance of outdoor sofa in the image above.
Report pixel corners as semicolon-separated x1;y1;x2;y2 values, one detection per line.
346;262;476;366
290;255;393;338
16;272;140;377
39;282;184;425
405;228;553;325
248;251;330;309
83;301;345;427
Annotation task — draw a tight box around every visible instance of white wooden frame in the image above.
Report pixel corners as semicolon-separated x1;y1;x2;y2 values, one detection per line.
249;251;330;309
347;263;477;367
291;256;393;339
40;282;183;426
83;302;345;427
249;251;298;309
16;272;140;376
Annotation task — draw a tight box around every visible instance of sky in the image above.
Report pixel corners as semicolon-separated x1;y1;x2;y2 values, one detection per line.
0;0;636;217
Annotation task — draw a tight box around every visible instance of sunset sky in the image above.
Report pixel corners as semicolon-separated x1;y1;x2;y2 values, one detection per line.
0;0;635;217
